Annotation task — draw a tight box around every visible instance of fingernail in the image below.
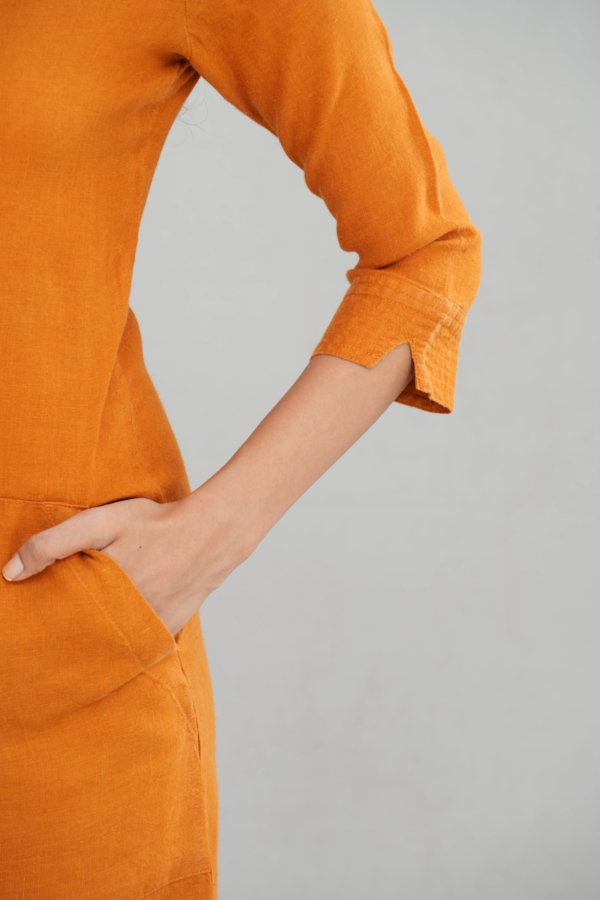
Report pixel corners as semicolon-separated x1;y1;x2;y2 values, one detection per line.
3;554;24;581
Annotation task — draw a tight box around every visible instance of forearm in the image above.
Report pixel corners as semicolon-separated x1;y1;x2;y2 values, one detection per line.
194;343;414;553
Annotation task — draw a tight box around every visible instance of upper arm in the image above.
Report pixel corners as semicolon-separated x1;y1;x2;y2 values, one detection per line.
184;0;482;412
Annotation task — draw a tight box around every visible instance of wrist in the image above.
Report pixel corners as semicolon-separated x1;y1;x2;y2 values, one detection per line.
181;463;274;566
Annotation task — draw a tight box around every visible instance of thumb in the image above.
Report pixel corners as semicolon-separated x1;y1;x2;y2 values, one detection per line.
2;507;117;582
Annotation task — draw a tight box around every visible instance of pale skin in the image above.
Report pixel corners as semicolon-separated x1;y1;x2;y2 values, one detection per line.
2;344;413;634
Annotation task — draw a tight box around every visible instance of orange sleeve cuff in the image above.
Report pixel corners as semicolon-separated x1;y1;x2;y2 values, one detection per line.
311;270;466;414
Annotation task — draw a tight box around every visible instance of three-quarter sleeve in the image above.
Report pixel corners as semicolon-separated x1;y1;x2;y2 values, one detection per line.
183;0;482;413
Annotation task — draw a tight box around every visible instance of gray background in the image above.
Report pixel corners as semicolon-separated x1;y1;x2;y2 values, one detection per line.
130;1;600;897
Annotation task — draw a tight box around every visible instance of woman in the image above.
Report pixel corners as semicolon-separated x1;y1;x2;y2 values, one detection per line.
0;0;481;896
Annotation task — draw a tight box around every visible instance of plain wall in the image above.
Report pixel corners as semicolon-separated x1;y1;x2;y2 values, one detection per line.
129;1;600;897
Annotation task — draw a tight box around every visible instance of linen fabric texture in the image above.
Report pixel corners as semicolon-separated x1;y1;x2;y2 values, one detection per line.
0;0;481;897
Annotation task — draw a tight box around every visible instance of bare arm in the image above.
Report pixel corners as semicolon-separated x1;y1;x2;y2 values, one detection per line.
220;344;413;543
2;345;413;633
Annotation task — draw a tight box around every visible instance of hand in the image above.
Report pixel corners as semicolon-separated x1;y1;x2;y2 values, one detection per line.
1;489;252;635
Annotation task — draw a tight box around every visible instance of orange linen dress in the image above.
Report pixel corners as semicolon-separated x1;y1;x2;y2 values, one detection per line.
0;0;481;897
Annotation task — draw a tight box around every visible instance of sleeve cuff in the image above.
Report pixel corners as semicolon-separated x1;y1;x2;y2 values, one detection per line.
310;270;467;414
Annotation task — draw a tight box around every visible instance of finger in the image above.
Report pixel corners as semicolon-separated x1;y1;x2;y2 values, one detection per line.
2;507;118;582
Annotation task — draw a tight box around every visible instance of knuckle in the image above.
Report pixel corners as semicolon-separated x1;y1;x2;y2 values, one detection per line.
26;532;51;562
80;504;119;547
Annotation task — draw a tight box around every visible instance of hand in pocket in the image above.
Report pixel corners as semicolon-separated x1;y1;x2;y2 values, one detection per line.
2;490;254;635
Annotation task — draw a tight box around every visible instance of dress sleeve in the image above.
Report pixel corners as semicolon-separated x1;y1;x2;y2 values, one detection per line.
183;0;482;413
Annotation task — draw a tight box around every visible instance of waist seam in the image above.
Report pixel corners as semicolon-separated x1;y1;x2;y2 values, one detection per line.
0;496;87;509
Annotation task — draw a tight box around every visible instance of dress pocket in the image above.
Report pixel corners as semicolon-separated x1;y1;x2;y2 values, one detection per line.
0;498;176;727
72;548;176;670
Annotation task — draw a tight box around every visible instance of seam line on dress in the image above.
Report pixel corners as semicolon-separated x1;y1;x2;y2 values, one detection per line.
117;357;167;503
0;496;87;509
183;0;192;62
346;286;465;322
138;871;213;899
